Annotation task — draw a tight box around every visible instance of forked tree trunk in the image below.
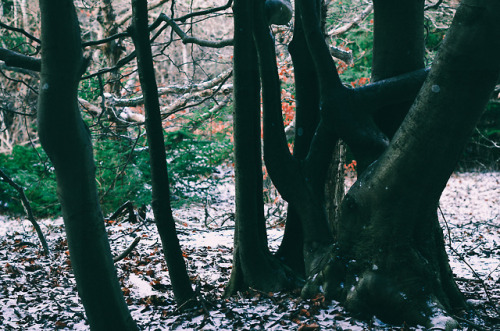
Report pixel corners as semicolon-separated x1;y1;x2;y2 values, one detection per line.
305;1;500;327
37;0;137;329
274;1;321;277
225;0;301;295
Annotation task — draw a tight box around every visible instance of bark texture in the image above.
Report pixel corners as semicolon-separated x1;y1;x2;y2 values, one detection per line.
37;0;137;329
303;0;500;327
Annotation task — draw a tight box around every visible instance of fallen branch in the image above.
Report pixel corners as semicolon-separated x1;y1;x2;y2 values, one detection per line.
108;200;137;223
0;168;50;255
113;237;141;262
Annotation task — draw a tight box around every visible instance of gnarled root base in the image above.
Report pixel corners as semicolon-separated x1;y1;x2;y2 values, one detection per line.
225;248;304;297
302;244;464;329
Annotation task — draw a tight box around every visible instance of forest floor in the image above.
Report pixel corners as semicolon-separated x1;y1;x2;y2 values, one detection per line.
0;170;499;330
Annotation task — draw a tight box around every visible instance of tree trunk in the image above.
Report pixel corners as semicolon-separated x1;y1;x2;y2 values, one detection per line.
37;0;137;329
305;0;500;327
129;0;195;306
372;0;425;138
274;0;322;277
225;0;301;295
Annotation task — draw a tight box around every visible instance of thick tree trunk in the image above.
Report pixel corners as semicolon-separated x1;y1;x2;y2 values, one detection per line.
37;0;137;329
129;0;195;306
225;0;301;295
305;0;500;327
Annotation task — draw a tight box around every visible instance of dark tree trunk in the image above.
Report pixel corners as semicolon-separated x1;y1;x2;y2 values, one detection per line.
305;0;500;327
372;0;425;137
129;0;195;306
37;0;137;329
274;0;322;277
225;0;301;295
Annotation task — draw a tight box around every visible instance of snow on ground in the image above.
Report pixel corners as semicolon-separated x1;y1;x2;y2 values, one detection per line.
0;172;499;330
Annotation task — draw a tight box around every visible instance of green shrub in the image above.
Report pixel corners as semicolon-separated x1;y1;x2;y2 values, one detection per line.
166;129;232;207
94;135;152;216
0;145;59;217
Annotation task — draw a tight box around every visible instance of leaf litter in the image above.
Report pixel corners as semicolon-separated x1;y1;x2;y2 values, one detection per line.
0;171;499;330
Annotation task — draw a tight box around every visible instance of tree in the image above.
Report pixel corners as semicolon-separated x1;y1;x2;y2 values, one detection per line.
225;0;301;295
36;0;137;329
229;0;500;327
129;0;195;306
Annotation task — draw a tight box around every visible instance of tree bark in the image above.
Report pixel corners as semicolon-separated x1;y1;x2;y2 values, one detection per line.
37;0;137;329
129;0;195;306
305;0;500;327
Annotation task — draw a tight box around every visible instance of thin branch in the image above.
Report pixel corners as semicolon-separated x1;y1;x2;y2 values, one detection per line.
113;237;141;262
439;206;500;316
158;13;233;48
105;69;233;107
0;21;41;44
162;84;232;118
82;50;136;80
82;31;130;48
0;168;50;255
175;0;233;23
327;4;373;36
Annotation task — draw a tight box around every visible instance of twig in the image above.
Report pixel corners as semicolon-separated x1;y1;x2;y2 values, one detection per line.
0;168;50;255
175;0;233;23
439;206;500;317
452;315;489;331
158;13;233;48
0;21;41;44
113;236;141;262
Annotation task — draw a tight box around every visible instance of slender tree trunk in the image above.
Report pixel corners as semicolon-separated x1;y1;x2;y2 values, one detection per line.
129;0;195;306
274;0;322;277
37;0;137;329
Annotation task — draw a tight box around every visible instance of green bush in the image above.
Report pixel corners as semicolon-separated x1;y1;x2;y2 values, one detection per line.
0;145;59;217
166;129;232;207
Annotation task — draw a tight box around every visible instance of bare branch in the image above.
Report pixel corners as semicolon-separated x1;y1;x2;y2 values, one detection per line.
327;4;373;36
113;237;141;262
0;168;50;255
105;69;233;107
175;0;233;22
78;98;102;115
0;21;41;44
158;13;233;48
161;84;232;117
0;48;41;72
